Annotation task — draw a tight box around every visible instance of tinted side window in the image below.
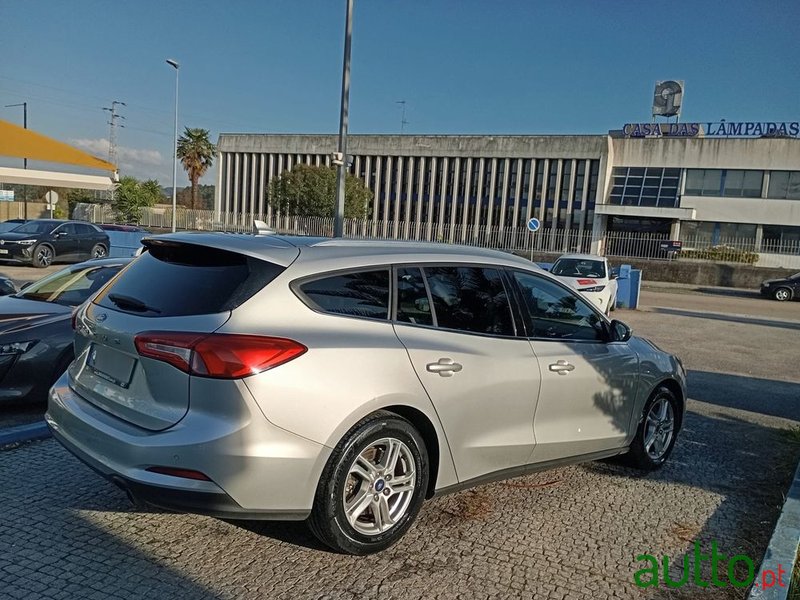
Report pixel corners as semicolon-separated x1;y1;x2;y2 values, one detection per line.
75;223;95;235
57;224;78;235
300;270;390;320
512;272;604;341
396;267;433;326
424;266;514;336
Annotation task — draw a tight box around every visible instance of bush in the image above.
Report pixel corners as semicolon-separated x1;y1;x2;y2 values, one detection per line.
679;245;759;264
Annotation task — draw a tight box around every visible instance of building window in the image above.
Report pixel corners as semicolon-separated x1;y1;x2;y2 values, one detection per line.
722;170;762;197
768;171;800;200
609;167;679;207
685;169;723;196
573;161;586;210
763;225;800;251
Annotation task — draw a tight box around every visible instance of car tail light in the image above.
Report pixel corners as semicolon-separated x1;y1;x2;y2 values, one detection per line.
577;279;597;286
134;332;307;379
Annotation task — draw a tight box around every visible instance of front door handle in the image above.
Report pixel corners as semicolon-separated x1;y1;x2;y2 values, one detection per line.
426;357;463;377
549;360;575;375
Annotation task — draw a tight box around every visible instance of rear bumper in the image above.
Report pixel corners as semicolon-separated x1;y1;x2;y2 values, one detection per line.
46;373;331;520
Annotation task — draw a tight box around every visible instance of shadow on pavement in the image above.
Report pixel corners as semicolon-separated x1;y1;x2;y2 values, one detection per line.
688;370;800;421
651;307;800;331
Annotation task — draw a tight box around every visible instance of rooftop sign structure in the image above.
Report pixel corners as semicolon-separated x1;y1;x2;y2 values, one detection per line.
618;121;800;139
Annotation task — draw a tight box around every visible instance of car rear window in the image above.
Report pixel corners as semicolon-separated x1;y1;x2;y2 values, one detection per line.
298;269;390;320
94;243;283;317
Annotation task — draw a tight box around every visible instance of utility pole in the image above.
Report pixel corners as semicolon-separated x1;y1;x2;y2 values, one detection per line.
103;100;126;202
333;0;353;238
4;102;28;220
396;100;409;134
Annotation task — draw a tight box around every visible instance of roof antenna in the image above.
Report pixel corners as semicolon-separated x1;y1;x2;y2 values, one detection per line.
253;220;276;235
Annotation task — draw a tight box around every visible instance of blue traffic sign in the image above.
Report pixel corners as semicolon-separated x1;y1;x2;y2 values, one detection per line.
526;218;541;232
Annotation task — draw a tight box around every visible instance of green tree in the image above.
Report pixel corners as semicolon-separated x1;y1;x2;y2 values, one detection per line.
177;128;216;210
112;176;161;224
268;164;373;219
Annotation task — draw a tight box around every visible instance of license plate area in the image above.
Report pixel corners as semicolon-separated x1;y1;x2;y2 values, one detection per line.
87;344;136;389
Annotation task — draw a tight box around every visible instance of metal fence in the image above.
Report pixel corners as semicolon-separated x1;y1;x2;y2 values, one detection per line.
73;203;800;264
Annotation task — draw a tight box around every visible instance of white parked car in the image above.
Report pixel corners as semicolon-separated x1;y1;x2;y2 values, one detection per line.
550;254;618;314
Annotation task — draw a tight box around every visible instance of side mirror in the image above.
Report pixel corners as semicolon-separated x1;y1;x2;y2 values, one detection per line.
609;272;618;280
609;319;632;342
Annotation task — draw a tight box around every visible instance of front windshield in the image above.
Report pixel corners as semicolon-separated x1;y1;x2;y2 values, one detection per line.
0;222;22;233
10;221;57;235
550;258;606;279
790;272;800;280
16;264;122;306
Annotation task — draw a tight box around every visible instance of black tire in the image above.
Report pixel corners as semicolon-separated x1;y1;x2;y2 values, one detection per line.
308;411;429;555
621;386;680;471
773;287;792;302
90;243;108;259
32;243;54;268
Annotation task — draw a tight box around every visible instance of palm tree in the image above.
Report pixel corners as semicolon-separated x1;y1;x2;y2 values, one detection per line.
176;128;216;210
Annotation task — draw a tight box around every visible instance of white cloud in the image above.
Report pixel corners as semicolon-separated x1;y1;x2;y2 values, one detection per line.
71;138;168;183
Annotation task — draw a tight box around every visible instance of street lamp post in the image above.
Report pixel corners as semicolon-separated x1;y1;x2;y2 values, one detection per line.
333;0;353;238
4;102;28;221
166;59;180;233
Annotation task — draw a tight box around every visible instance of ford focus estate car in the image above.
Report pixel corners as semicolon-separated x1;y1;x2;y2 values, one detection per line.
47;234;686;555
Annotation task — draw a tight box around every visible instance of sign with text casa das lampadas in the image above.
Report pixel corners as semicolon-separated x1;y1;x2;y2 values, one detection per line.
619;121;800;138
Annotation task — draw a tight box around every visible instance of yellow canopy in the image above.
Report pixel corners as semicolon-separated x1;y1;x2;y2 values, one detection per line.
0;119;116;172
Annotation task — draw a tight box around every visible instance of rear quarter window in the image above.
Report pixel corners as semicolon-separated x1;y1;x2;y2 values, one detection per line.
94;243;283;317
297;269;390;320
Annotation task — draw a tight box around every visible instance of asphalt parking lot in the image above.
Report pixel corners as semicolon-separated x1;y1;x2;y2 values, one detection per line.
1;281;799;599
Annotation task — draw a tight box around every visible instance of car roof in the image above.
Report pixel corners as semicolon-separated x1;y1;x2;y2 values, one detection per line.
145;232;537;270
554;253;606;261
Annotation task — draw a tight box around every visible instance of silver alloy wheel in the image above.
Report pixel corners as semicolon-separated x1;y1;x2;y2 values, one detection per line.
36;246;53;267
644;398;675;460
343;437;416;535
775;288;790;301
93;245;107;258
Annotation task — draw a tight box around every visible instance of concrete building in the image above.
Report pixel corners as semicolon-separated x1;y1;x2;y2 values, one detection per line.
215;131;800;256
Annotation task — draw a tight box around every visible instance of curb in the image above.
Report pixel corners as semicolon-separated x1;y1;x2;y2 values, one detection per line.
748;458;800;599
0;420;51;447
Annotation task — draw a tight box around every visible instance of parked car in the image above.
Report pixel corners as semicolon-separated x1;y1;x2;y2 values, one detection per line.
0;219;110;267
759;272;800;301
0;258;130;404
48;235;686;555
99;224;150;233
0;219;27;233
549;254;618;314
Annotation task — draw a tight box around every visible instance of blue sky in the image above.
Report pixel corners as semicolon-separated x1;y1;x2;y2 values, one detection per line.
1;0;798;185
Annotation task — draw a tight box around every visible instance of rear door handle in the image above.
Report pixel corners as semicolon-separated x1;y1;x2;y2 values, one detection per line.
549;360;575;375
426;357;463;377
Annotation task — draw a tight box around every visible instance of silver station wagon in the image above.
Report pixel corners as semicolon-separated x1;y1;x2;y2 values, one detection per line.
47;234;686;555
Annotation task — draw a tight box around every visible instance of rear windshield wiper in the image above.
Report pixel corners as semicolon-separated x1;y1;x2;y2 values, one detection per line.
108;293;162;314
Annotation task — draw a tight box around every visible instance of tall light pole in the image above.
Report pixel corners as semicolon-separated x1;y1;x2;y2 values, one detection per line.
166;59;180;232
333;0;353;238
5;102;28;221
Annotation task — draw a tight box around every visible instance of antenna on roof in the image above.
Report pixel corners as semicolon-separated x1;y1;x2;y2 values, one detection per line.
253;220;276;235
